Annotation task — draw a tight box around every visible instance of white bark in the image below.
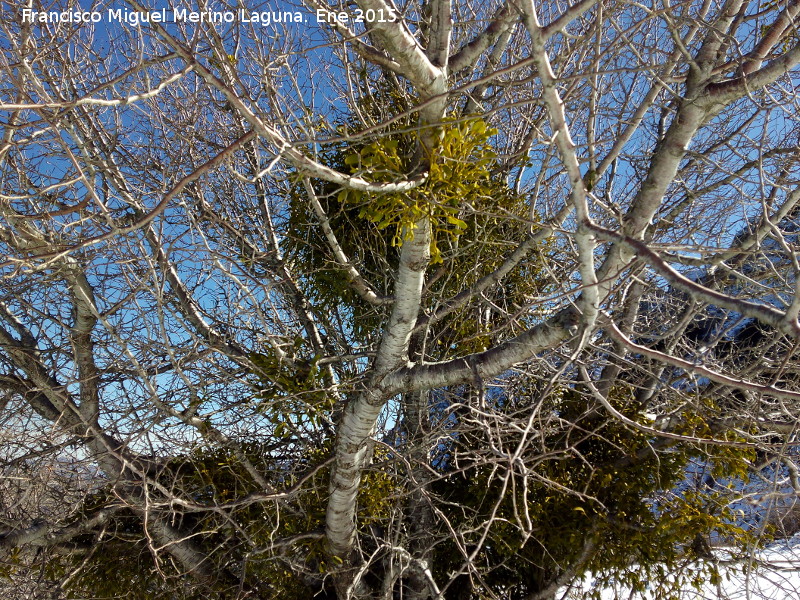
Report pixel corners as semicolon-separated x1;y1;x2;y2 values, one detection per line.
323;0;450;567
326;219;433;559
519;0;599;333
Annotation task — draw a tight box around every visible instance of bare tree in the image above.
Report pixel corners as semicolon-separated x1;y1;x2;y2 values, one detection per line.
2;0;800;598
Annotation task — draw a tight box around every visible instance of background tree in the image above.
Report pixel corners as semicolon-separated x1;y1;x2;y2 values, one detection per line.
2;0;800;599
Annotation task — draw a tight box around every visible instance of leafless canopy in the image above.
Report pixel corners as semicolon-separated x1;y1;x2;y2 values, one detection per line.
2;0;800;599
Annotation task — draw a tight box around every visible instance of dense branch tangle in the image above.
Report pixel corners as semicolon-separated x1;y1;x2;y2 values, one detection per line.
2;1;800;599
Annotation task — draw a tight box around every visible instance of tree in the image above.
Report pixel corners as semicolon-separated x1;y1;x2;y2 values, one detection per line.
2;0;800;598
